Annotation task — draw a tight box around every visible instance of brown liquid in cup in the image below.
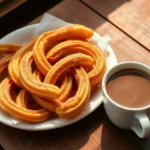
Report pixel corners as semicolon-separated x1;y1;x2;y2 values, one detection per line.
106;69;150;108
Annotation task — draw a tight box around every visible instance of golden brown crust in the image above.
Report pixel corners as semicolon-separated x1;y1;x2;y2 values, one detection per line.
0;54;13;74
44;53;94;84
0;24;106;122
19;51;61;100
0;78;51;123
56;67;91;118
33;25;93;75
0;44;22;54
8;37;37;87
46;40;106;88
32;69;72;111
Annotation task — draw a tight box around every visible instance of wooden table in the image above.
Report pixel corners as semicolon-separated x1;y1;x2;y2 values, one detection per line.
0;0;27;17
0;0;150;150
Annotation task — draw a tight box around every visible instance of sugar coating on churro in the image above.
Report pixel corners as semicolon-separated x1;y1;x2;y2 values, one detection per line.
0;24;106;122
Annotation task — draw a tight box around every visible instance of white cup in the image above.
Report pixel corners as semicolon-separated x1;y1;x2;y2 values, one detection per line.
102;61;150;138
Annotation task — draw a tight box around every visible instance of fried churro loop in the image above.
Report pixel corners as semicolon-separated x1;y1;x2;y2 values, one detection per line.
8;37;37;87
33;25;93;75
0;53;51;123
56;67;91;118
0;24;106;122
44;53;94;84
31;69;59;111
0;44;22;54
0;54;13;74
16;89;28;108
0;78;51;122
46;40;106;88
19;51;61;100
32;69;72;111
43;53;93;118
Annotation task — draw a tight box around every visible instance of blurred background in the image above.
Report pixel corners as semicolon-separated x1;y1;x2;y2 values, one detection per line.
0;0;62;38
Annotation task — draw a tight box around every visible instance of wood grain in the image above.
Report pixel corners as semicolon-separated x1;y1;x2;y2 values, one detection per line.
30;0;150;67
82;0;150;51
0;0;27;17
0;106;141;150
0;0;150;150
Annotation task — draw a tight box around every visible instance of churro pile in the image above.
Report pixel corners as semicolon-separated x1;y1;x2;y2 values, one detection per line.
0;24;106;123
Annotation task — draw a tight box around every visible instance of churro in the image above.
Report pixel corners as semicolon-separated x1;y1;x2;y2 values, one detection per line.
8;37;37;87
0;78;51;122
33;25;93;75
0;24;106;122
56;67;91;118
19;51;61;100
44;53;94;84
0;44;21;54
46;40;106;88
32;69;72;111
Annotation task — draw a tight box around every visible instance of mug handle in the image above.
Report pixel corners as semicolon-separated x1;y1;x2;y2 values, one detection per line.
131;113;150;138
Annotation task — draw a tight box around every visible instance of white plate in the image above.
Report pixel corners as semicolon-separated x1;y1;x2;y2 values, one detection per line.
0;24;117;131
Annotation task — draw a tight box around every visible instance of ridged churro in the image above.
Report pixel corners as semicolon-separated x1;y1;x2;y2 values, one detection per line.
0;78;51;122
44;53;94;84
46;40;106;88
33;25;93;75
0;44;22;54
19;51;61;100
0;54;13;75
56;67;91;118
8;37;37;87
0;24;106;122
32;69;72;111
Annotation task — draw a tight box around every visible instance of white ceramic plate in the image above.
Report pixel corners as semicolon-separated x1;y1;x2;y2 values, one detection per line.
0;24;117;131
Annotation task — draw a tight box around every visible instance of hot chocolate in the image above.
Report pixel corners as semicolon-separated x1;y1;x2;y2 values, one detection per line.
106;69;150;108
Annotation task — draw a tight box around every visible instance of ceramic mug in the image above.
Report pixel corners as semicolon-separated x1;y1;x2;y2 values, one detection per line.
102;61;150;138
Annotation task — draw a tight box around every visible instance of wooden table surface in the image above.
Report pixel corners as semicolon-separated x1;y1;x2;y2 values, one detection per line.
0;0;27;17
0;0;150;150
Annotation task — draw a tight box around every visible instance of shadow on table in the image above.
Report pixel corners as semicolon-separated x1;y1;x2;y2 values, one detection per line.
0;0;62;38
80;0;131;19
1;0;132;39
100;114;150;150
0;105;104;150
1;107;150;150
